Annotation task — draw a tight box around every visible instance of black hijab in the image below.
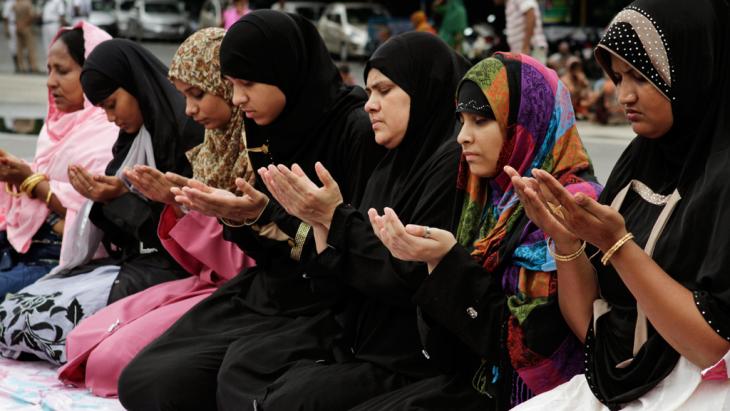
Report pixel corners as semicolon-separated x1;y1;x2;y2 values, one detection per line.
362;32;471;217
80;39;203;176
219;10;367;192
588;0;730;406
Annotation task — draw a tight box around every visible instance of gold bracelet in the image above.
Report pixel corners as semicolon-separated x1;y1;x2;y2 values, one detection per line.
220;217;247;228
19;173;48;197
600;233;634;266
290;222;311;261
547;237;586;262
242;197;270;226
45;188;53;205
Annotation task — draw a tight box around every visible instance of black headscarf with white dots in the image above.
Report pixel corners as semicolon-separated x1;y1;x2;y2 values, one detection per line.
586;0;730;407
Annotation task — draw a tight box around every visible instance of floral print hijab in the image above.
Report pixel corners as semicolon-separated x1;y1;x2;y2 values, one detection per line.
169;28;251;192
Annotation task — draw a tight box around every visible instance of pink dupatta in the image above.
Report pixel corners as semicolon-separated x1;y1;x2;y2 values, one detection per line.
0;21;118;258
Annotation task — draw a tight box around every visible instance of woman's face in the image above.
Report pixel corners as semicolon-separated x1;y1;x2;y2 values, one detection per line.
172;79;232;130
98;87;144;134
46;39;84;113
609;54;673;139
227;77;286;126
457;112;504;178
364;68;411;149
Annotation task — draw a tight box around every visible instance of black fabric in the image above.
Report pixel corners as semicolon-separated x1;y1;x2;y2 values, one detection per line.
362;32;471;213
56;28;84;66
81;39;203;175
79;40;203;303
118;11;383;411
586;0;730;407
256;33;471;406
456;79;493;118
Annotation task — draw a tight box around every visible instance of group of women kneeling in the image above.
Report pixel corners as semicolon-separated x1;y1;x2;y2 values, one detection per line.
0;0;728;409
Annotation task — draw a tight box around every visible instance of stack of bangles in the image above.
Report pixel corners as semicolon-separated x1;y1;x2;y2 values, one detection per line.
600;232;634;266
7;173;54;205
547;233;635;266
547;237;586;262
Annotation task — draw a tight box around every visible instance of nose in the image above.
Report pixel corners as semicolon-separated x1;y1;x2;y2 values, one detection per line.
185;100;198;117
456;124;472;146
617;81;637;106
46;70;57;90
232;85;247;107
104;109;116;124
364;95;379;113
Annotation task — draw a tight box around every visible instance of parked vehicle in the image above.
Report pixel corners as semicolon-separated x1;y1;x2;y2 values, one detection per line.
317;2;389;61
89;0;118;36
115;0;135;36
271;1;325;22
125;0;188;40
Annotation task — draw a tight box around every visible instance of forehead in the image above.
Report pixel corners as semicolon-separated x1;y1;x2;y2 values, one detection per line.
48;39;73;60
365;68;393;87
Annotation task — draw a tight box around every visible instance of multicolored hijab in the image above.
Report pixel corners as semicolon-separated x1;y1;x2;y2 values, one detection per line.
168;28;250;192
456;53;601;402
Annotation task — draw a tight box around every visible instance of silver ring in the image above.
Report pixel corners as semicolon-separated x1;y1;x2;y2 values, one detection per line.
423;226;432;239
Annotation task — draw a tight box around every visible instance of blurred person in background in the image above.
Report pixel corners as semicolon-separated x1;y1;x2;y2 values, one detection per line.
223;0;251;30
13;0;39;73
410;10;436;34
496;0;547;63
433;0;467;52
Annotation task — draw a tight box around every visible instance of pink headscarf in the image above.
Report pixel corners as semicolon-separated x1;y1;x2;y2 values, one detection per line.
0;21;118;257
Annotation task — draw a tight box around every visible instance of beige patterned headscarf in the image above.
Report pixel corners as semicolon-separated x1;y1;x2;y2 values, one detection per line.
169;28;251;192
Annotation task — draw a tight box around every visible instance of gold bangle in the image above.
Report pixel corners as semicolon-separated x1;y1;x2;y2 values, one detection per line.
547;237;586;262
220;217;247;228
600;233;634;266
290;222;311;261
242;197;270;226
19;173;48;197
45;188;53;205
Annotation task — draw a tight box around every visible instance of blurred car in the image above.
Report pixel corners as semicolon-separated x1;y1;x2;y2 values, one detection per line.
271;1;325;22
89;0;118;36
317;2;389;61
125;0;188;40
115;0;135;36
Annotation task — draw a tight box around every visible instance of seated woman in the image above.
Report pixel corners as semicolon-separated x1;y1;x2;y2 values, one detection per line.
255;31;470;409
117;11;383;410
512;0;730;409
57;28;255;398
0;39;204;364
366;52;600;409
0;22;117;301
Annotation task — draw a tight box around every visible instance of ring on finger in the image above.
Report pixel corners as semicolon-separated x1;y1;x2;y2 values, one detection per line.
546;201;565;219
423;226;432;239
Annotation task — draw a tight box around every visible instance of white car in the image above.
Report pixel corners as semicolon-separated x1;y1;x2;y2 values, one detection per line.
124;0;188;40
317;2;389;61
89;0;118;36
271;1;325;23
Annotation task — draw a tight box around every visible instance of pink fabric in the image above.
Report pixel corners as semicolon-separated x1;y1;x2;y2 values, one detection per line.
702;351;730;381
58;207;254;397
223;5;250;30
0;21;117;255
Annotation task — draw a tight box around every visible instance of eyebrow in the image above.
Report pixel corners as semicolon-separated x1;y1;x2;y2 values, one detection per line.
365;80;391;91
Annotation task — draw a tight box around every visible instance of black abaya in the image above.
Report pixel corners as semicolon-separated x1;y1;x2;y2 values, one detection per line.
117;11;383;411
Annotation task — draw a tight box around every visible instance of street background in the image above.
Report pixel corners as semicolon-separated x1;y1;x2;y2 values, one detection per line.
0;0;634;185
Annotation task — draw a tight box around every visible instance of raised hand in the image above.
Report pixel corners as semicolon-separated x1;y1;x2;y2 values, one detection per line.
0;149;33;186
170;175;269;223
368;207;456;273
123;165;176;204
258;161;343;228
68;164;128;203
